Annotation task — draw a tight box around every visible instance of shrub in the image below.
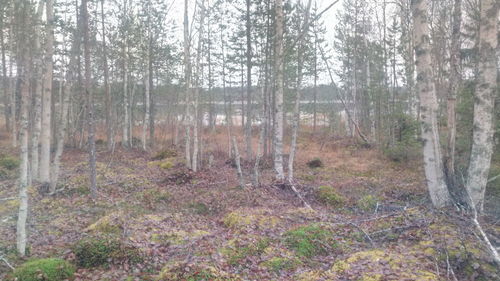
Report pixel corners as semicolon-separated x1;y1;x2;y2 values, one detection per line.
12;258;75;281
73;236;142;268
315;186;344;207
261;257;299;273
357;195;378;212
307;158;323;168
0;156;20;170
283;224;338;258
152;149;177;160
159;160;174;169
384;113;420;162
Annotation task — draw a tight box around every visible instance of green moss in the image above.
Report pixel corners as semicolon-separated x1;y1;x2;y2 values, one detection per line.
283;224;338;258
13;258;75;281
159;160;174;169
152;149;177;160
223;209;281;230
357;195;378;212
0;156;20;170
73;236;142;268
315;186;344;207
85;212;124;235
261;257;299;273
222;238;270;265
137;189;171;206
157;262;240;281
188;202;210;215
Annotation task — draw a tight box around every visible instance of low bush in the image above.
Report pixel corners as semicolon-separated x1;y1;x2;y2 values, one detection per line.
12;258;75;281
283;224;338;258
73;236;142;268
315;186;344;207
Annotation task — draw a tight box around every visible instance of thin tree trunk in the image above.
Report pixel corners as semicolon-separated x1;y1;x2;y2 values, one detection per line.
142;3;151;151
101;0;112;150
40;0;54;184
245;0;252;159
82;0;97;198
288;0;312;183
183;0;192;169
16;0;30;256
465;0;498;212
0;6;10;132
446;0;461;183
8;8;16;147
30;1;44;181
122;0;129;147
412;0;451;208
274;0;285;181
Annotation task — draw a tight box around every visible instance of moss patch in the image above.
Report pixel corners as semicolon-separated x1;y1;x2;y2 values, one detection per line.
261;257;300;273
157;261;240;281
220;237;270;266
12;258;75;281
73;236;142;268
283;224;338;258
315;186;344;207
223;208;281;231
357;194;378;212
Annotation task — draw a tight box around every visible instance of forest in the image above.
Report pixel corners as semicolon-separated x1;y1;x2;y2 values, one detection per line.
0;0;499;280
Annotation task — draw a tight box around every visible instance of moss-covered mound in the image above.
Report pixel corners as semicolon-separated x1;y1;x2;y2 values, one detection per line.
283;224;338;258
220;236;270;266
73;236;142;268
315;186;344;207
12;258;75;281
327;249;437;281
157;261;240;281
223;208;281;231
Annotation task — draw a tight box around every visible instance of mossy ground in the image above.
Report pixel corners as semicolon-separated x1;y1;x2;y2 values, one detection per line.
0;131;498;280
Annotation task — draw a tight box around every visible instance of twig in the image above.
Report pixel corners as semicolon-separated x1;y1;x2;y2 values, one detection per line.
349;222;375;247
0;254;15;271
466;191;500;266
288;182;313;210
0;197;17;201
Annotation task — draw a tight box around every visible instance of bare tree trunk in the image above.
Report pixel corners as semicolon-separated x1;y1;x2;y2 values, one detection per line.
192;0;205;172
466;0;498;212
82;0;97;198
101;0;112;151
232;136;244;188
122;0;129;147
142;3;151;151
50;81;70;192
288;0;312;183
16;0;30;256
30;1;44;181
412;0;451;208
273;0;285;181
183;0;192;169
446;0;462;183
245;0;252;159
0;6;10;132
8;6;16;147
40;0;54;184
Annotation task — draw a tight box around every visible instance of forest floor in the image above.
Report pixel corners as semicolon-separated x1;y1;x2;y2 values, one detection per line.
0;128;499;280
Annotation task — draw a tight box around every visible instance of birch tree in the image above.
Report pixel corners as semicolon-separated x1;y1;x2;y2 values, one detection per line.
16;0;30;256
274;0;285;181
411;0;451;208
465;0;498;212
40;0;55;184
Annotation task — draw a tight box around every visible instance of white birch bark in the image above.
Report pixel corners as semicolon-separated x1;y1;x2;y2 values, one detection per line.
412;0;451;208
40;0;54;183
465;0;498;212
274;0;285;181
30;1;44;181
16;0;30;255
